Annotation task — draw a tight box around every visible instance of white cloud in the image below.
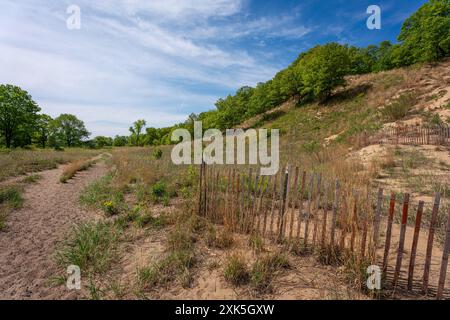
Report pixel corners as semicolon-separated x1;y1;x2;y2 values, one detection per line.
90;0;243;21
0;0;303;137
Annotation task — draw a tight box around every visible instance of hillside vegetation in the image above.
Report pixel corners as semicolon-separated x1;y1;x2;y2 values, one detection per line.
139;0;450;145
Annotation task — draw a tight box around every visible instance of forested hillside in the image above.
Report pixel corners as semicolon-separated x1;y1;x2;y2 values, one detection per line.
1;0;449;149
146;0;450;145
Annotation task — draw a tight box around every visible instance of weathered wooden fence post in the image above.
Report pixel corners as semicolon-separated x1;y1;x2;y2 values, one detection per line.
382;193;396;274
350;190;359;253
244;168;253;232
437;208;450;300
288;167;300;242
393;193;410;288
321;182;330;248
407;200;424;291
268;172;279;239
312;174;322;247
198;160;205;216
304;173;315;247
261;176;273;238
278;166;290;242
296;171;307;241
372;188;384;262
330;180;340;249
423;193;441;294
250;174;261;233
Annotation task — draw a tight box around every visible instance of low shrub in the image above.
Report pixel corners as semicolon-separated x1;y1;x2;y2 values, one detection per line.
381;93;418;121
150;181;169;203
152;148;163;160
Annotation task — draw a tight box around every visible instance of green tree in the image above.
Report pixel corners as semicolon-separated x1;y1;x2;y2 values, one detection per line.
145;127;159;145
0;84;41;148
93;136;113;148
347;46;375;74
113;135;128;147
372;41;396;71
34;114;53;148
294;43;351;101
129;119;146;146
398;0;450;63
51;114;90;147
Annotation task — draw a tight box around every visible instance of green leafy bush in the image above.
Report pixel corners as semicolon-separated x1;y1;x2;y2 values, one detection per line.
152;148;163;159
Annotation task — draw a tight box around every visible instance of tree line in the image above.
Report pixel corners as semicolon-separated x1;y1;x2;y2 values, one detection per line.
0;84;90;149
130;0;450;147
1;0;449;149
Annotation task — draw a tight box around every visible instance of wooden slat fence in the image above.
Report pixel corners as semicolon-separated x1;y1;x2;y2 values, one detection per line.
197;163;450;299
356;124;450;148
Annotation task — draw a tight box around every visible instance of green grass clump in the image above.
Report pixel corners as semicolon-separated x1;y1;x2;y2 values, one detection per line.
0;185;24;231
168;226;196;252
138;213;197;290
206;226;234;249
21;174;42;184
250;252;290;293
0;185;24;208
56;221;120;275
152;148;163;159
381;93;418;121
80;175;125;216
138;249;195;289
150;181;170;205
341;255;372;293
248;234;264;253
223;254;250;286
135;212;168;229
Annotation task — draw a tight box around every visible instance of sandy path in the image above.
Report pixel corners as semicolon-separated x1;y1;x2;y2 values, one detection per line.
0;160;108;300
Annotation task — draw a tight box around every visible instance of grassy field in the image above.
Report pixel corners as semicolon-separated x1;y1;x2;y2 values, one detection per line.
0;148;102;182
0;148;102;231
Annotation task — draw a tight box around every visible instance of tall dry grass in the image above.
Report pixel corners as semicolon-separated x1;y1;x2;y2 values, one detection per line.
60;159;96;183
0;148;101;182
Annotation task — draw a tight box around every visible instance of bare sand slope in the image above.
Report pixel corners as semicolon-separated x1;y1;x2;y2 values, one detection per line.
0;161;107;300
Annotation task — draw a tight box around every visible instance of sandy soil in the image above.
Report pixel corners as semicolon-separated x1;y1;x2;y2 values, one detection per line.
0;160;107;300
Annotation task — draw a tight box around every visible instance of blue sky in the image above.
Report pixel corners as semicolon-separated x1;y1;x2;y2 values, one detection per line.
0;0;427;137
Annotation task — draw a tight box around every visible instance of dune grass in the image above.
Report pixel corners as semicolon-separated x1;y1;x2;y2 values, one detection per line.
0;148;101;182
138;213;202;290
55;221;121;276
21;174;42;184
60;159;96;183
0;185;24;231
250;252;290;294
223;253;250;286
79;174;126;217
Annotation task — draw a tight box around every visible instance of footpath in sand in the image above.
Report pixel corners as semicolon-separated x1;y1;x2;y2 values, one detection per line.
0;159;107;299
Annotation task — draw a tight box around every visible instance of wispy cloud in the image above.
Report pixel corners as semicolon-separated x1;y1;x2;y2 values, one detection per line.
0;0;286;136
0;0;421;137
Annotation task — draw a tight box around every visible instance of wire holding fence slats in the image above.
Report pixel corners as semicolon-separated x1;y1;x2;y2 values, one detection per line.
197;163;450;299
